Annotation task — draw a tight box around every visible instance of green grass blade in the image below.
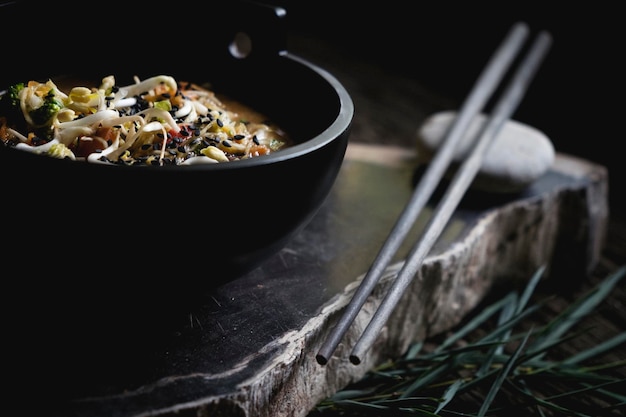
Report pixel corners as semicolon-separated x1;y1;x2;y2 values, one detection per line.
581;358;626;374
562;331;626;365
527;265;626;356
517;265;546;315
545;377;626;402
515;330;589;371
411;341;504;363
405;340;425;360
435;292;517;353
434;378;463;414
399;360;455;399
478;303;543;344
332;398;440;416
582;381;626;406
478;267;544;376
503;382;597;417
478;327;532;417
314;266;626;417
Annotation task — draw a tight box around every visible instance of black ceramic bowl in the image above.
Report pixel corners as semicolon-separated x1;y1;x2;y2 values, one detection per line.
0;1;353;290
1;3;353;401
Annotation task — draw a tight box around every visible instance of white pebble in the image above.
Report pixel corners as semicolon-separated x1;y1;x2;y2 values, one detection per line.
417;111;555;193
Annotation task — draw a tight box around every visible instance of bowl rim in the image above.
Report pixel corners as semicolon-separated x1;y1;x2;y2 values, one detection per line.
187;52;354;171
0;52;354;172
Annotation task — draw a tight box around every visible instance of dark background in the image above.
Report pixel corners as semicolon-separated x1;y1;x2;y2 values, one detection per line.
276;1;624;209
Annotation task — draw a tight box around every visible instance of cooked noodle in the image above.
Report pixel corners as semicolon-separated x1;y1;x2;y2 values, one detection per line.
0;75;290;166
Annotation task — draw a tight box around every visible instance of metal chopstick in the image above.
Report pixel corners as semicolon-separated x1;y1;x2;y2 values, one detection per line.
316;22;532;366
349;29;552;365
316;23;551;365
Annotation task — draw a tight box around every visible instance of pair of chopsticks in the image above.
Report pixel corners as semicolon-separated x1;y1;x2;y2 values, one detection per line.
316;22;552;366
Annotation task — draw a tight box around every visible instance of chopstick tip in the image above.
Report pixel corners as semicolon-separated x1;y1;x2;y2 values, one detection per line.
349;355;362;365
315;354;328;365
511;21;530;34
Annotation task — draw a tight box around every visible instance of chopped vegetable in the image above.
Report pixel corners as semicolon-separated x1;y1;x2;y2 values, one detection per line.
0;75;291;166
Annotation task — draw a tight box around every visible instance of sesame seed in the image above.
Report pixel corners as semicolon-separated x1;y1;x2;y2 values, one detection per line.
222;140;232;147
253;135;260;145
216;119;223;127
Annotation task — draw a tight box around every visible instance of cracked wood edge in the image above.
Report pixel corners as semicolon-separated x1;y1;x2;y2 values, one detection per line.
167;144;610;417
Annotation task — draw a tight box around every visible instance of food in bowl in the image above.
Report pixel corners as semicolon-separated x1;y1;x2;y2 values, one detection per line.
0;0;354;284
0;74;291;166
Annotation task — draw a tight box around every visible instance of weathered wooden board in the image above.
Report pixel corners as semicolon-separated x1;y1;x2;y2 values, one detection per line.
20;143;607;417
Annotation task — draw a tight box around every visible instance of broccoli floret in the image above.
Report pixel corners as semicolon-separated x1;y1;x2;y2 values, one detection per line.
6;82;25;106
0;82;26;118
29;89;63;127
